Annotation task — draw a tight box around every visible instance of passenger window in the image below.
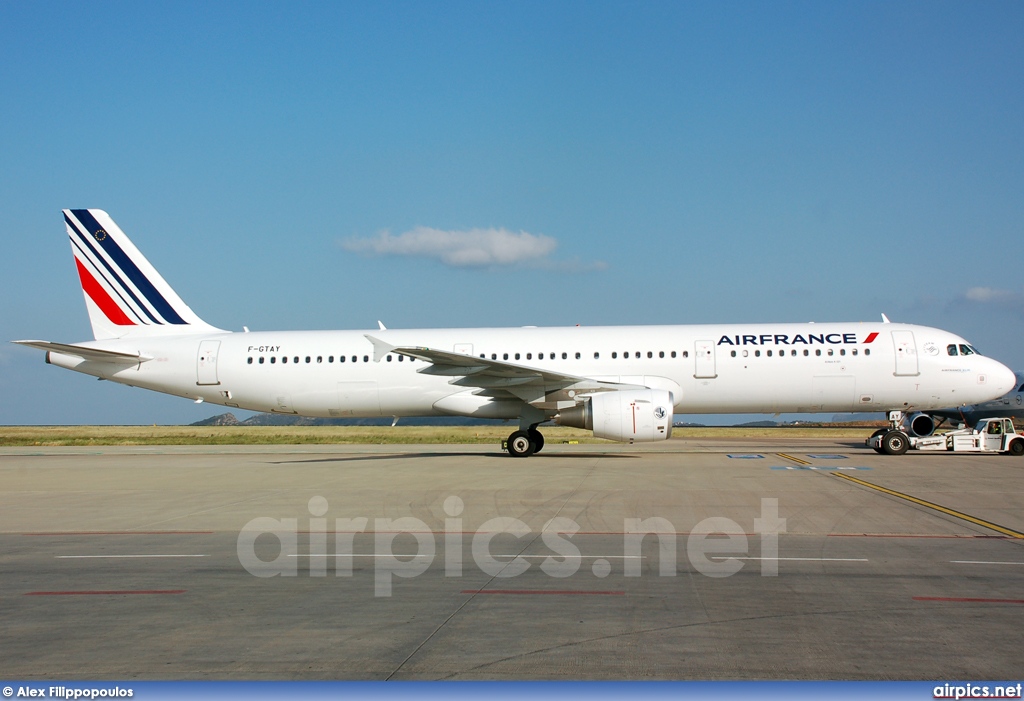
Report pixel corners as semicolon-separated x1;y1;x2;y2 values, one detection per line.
959;344;974;356
398;355;404;362
755;350;761;357
294;356;299;364
647;351;653;358
271;357;277;364
526;353;532;360
671;351;677;358
840;349;846;356
306;356;312;363
612;352;618;359
803;350;808;356
351;356;357;363
562;352;568;359
791;350;796;357
340;356;346;363
282;356;288;364
259;357;265;364
730;350;736;357
815;349;821;356
827;349;833;356
767;350;773;357
659;351;664;358
682;351;689;358
947;344;958;356
594;352;600;359
492;353;497;360
503;353;509;360
575;352;581;359
865;349;870;356
742;350;748;357
386;355;392;362
247;357;253;364
515;353;520;360
363;355;369;363
852;349;857;356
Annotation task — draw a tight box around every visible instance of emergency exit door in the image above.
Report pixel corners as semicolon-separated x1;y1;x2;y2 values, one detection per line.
694;340;717;378
197;340;221;385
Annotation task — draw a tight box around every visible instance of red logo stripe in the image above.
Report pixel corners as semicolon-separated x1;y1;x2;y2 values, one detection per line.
75;258;136;326
864;332;879;343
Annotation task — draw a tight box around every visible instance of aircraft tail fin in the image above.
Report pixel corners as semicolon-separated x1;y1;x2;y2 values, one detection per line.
63;209;222;340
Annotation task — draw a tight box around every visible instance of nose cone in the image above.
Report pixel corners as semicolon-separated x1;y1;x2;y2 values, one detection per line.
989;359;1017;396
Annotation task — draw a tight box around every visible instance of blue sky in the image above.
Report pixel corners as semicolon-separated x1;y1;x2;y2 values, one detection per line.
1;1;1022;425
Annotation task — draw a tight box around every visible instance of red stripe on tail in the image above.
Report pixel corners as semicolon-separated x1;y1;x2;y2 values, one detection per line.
75;258;135;326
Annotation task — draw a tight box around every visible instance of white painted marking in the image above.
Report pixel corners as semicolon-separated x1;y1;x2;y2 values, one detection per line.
291;554;643;559
950;560;1024;565
710;556;868;562
57;555;208;559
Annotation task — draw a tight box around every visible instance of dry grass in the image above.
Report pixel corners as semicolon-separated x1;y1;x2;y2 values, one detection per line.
0;424;876;446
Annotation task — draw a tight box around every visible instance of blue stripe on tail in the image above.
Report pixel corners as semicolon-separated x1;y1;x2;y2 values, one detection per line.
69;210;187;325
65;213;162;325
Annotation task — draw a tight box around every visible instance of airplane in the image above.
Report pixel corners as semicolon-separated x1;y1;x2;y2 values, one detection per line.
12;209;1017;457
900;371;1024;436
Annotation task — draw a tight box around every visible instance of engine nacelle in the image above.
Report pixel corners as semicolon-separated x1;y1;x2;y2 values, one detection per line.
556;389;673;443
905;412;937;437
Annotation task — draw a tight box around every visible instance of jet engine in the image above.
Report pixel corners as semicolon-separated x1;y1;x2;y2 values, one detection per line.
905;412;937;437
555;389;673;442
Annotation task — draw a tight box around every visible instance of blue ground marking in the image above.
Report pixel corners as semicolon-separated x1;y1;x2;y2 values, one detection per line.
770;465;871;471
727;454;764;459
805;454;847;459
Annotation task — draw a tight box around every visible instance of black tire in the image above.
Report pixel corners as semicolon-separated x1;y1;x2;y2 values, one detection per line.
1009;439;1024;456
881;430;910;456
507;430;536;457
868;428;886;454
528;428;545;454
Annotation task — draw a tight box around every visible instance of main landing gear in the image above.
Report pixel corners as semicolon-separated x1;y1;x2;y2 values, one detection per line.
505;426;545;457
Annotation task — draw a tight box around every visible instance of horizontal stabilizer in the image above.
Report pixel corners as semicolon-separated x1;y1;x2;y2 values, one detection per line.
11;340;150;363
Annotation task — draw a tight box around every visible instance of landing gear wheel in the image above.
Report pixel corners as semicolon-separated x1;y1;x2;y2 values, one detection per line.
528;429;545;454
869;428;886;454
1009;439;1024;456
507;430;536;457
881;430;909;456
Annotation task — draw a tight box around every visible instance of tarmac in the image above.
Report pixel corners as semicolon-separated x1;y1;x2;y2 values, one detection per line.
1;436;1022;680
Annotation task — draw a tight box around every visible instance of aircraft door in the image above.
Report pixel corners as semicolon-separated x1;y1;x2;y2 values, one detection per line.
197;340;221;385
891;331;919;376
694;340;717;379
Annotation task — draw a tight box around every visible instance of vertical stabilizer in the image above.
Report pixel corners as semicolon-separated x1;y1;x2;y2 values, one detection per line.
63;209;221;340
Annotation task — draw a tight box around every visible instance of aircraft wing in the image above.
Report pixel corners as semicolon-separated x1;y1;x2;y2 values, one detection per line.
364;335;642;407
11;340;150;363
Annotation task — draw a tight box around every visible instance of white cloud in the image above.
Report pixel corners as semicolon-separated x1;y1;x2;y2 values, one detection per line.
342;226;604;270
964;286;1015;303
958;286;1024;320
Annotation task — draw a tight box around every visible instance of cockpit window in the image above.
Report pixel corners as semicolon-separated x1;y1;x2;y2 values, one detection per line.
959;344;974;356
947;344;958;356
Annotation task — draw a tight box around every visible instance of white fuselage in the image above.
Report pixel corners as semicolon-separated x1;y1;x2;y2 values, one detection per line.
46;322;1016;419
